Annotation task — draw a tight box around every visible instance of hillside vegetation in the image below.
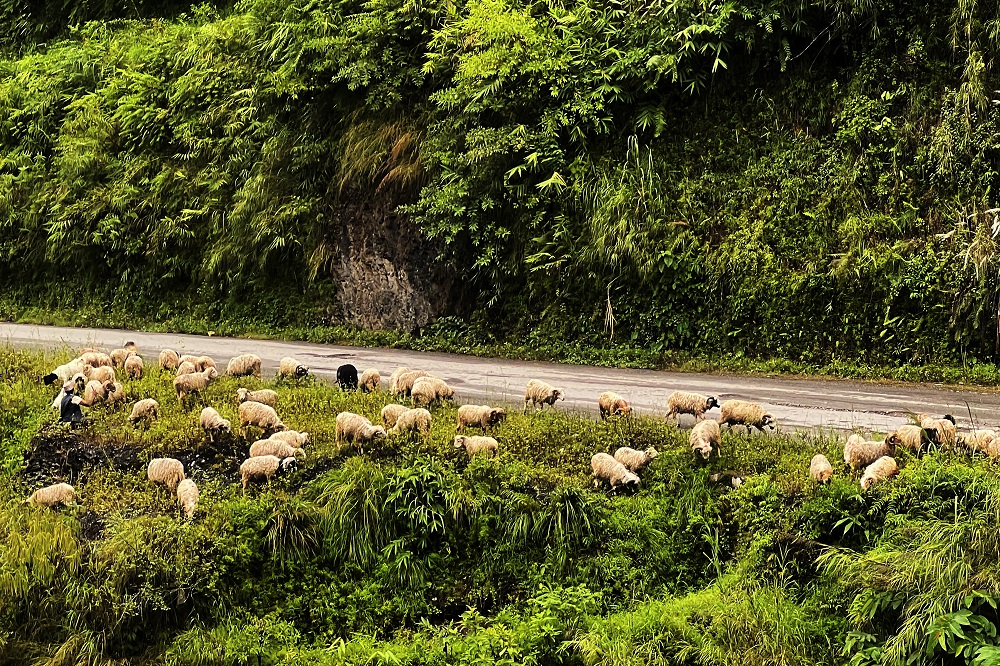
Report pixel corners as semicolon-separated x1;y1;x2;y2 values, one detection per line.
1;0;1000;368
3;345;1000;665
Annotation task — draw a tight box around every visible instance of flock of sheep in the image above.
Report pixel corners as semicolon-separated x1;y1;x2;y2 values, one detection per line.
26;345;989;514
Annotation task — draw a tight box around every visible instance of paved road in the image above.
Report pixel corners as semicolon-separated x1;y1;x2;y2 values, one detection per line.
3;322;999;433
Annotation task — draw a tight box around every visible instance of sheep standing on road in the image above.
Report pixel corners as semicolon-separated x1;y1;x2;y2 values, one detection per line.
917;413;957;448
337;364;359;390
227;354;262;378
598;391;632;419
690;419;721;460
666;391;720;422
886;424;937;455
524;380;564;413
719;400;775;431
591;453;640;491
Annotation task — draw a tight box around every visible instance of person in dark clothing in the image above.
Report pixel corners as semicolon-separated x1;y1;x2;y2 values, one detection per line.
58;380;93;428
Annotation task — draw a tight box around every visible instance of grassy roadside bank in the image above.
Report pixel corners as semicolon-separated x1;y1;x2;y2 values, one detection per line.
7;302;1000;388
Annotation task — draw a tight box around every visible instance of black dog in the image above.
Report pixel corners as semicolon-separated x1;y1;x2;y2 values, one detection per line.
337;364;359;390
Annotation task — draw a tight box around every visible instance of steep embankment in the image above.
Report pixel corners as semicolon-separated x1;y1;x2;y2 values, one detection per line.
0;0;998;366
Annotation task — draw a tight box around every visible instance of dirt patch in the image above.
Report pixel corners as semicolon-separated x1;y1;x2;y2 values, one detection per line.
21;427;141;486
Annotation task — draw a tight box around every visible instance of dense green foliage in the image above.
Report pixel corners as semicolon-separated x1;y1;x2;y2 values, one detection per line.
2;0;1000;368
4;345;1000;664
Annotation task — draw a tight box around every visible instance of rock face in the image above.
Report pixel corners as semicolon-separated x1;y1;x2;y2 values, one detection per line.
323;193;456;331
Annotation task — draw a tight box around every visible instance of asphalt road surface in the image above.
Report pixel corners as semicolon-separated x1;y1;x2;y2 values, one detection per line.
3;322;999;433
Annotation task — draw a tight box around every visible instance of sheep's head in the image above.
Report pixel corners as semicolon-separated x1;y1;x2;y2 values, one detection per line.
761;413;775;429
693;442;713;460
217;420;232;434
884;433;901;450
861;474;875;491
453;436;468;449
623;473;640;491
236;388;249;403
943;414;956;425
923;426;940;444
279;457;298;474
730;476;744;488
644;447;659;461
293;448;307;461
300;432;311;445
124;341;137;351
554;389;564;401
706;396;720;410
296;365;309;378
489;409;507;425
204;367;218;380
72;373;87;391
619;404;633;415
273;422;288;433
42;373;58;385
367;426;387;441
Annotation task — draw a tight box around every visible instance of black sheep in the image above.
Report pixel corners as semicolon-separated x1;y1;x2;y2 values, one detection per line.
337;364;359;390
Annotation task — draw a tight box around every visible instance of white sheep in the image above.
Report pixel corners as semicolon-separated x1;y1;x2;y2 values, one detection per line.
42;358;92;386
886;424;937;454
148;458;185;494
843;434;893;471
83;380;107;405
227;354;262;378
524;379;564;412
456;405;507;433
279;357;310;380
238;401;286;435
124;355;144;380
335;412;387;454
388;367;413;394
381;404;409;429
110;348;136;368
719;400;775;431
614;446;658;473
268;430;311;448
129;398;160;426
598;391;632;419
199;407;232;443
666;391;720;421
917;413;957;448
591;452;640;491
393;370;429;397
391;408;432;437
159;349;180;371
809;454;833;483
411;376;454;407
249;438;306;460
178;354;200;368
196;356;217;372
81;351;113;368
240;455;297;489
176;361;197;376
236;388;278;408
177;479;198;520
103;381;125;408
959;429;997;454
690;419;721;460
174;367;218;405
87;365;116;384
861;456;899;491
453;435;499;457
359;368;381;392
27;482;76;508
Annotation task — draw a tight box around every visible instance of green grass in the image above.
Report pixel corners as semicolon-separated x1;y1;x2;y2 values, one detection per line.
2;345;1000;664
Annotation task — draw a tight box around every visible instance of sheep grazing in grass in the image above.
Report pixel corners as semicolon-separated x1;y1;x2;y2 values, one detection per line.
809;454;833;483
249;438;305;460
456;405;507;433
199;407;232;443
392;370;428;398
238;401;286;436
524;379;564;413
917;413;957;448
411;377;454;408
81;351;113;368
178;354;199;368
591;452;640;492
27;482;76;508
666;391;720;422
861;456;899;491
159;349;180;371
87;365;116;384
719;400;775;431
388;367;412;394
709;471;744;489
614;446;658;473
176;361;196;376
83;380;107;405
843;434;893;472
129;398;159;426
359;368;380;392
959;429;997;454
381;404;409;429
268;430;311;448
124;355;144;380
227;354;262;378
454;435;499;458
177;479;198;520
240;455;296;489
337;364;359;390
278;357;309;381
598;391;632;419
110;348;136;368
886;424;937;455
236;388;278;409
148;458;185;494
335;412;387;454
196;356;217;372
391;408;433;437
103;381;124;408
690;419;721;461
174;367;218;406
42;358;92;386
